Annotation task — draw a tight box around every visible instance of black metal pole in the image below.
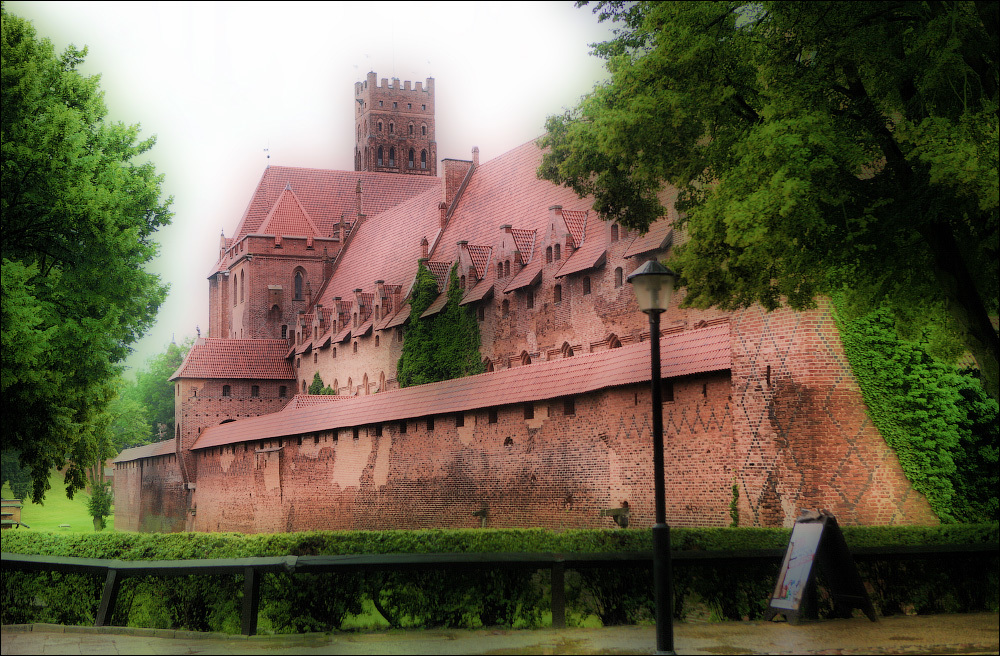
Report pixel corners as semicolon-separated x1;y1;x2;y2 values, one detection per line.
648;310;674;655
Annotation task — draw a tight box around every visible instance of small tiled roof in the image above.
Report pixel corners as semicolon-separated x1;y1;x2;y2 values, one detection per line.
282;394;350;410
191;323;731;450
170;339;296;381
355;319;373;337
426;261;452;290
460;277;494;305
504;259;542;293
295;341;312;355
257;187;323;238
511;228;536;260
113;439;175;464
556;232;606;278
624;218;673;258
421;293;449;318
467;244;492;279
383;305;411;329
562;210;588;246
332;325;353;343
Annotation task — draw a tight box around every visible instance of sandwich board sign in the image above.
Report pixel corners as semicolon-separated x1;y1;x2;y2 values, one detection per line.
765;510;877;623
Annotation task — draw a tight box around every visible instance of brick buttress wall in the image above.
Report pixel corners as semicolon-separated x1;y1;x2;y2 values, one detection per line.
729;299;938;526
114;454;186;532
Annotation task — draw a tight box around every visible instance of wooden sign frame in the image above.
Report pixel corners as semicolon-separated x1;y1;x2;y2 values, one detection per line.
766;510;877;624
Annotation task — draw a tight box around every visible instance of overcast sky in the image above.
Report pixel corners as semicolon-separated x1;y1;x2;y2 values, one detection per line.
7;1;614;375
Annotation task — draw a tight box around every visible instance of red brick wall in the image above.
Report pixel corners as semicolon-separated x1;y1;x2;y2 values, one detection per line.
729;300;939;526
113;454;187;533
183;364;933;534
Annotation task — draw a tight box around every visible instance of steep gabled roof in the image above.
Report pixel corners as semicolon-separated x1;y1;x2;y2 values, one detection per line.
466;244;492;279
624;218;673;258
170;339;295;380
233;167;438;241
257;187;323;238
189;323;731;451
561;210;588;246
510;228;536;260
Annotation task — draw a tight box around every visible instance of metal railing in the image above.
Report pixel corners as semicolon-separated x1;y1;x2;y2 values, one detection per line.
3;544;995;636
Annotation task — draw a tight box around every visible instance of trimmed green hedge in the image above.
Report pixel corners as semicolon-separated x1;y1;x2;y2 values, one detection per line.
3;525;997;631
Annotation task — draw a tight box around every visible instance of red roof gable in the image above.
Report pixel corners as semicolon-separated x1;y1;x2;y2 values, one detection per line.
466;244;492;279
257;187;323;238
504;259;542;292
190;323;731;451
510;228;536;260
561;209;588;247
431;140;596;266
170;339;295;380
624;218;673;258
112;439;175;464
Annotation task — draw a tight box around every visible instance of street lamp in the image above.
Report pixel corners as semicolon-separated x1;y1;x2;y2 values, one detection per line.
627;259;677;655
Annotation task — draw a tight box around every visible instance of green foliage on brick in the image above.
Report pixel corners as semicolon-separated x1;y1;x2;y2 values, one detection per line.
834;298;999;522
397;262;484;388
3;524;996;630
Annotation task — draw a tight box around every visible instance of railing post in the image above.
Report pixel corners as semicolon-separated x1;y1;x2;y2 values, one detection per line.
95;568;121;627
551;560;565;628
241;566;261;636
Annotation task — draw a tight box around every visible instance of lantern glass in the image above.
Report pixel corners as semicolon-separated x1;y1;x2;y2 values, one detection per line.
627;260;676;313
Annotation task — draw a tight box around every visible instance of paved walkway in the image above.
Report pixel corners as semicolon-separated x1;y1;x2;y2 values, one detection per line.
2;613;998;655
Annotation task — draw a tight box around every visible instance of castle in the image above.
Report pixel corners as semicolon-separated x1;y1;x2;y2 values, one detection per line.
112;73;938;533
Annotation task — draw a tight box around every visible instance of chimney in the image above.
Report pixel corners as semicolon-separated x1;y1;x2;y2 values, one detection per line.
355;180;363;222
548;205;563;231
438;201;448;228
442;158;473;210
339;214;346;242
472;146;479;167
421;236;429;259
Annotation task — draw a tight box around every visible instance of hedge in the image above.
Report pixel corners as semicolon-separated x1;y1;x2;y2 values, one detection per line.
3;525;997;631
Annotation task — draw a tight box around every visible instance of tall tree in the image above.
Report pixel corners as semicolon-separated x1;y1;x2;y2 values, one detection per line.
132;339;191;441
539;1;998;399
1;8;172;501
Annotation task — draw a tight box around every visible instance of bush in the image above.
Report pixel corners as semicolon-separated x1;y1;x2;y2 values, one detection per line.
2;525;996;630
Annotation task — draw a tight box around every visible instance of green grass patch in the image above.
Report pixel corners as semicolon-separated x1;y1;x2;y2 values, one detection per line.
2;469;114;533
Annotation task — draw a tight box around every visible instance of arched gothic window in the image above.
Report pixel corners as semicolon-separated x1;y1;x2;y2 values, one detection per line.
614;267;624;288
611;224;619;242
546;246;553;263
294;271;304;299
240;270;245;303
520;351;531;366
408;124;414;135
554;244;561;260
421;150;427;169
409;149;415;168
389;122;394;134
561;342;574;358
378;146;384;166
389;147;395;167
421;124;427;136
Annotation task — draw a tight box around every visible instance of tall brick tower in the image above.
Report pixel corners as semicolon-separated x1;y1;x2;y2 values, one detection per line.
354;71;437;176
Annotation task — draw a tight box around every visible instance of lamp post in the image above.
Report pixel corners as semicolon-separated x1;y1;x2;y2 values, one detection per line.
627;259;677;655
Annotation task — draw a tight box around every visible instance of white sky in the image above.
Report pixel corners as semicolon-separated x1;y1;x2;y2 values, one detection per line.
6;1;614;376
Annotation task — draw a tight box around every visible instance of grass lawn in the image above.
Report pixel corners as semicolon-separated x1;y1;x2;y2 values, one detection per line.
2;469;115;533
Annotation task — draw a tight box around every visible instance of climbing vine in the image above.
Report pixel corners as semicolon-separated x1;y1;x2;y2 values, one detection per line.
397;262;484;388
834;298;998;522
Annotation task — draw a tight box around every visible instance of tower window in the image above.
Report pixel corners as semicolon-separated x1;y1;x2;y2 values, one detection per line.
409;123;414;135
389;147;395;167
222;385;231;397
421;150;427;169
409;149;414;168
377;146;384;166
389;122;394;134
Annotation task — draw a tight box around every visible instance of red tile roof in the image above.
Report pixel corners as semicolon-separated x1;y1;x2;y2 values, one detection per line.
426;261;452;289
460;277;494;305
510;228;536;260
467;244;492;279
420;292;449;318
112;439;175;464
332;325;352;343
431;140;597;267
232;167;438;243
624;217;673;258
383;305;411;329
504;259;542;293
556;220;607;278
170;339;296;380
191;323;731;451
315;186;443;308
257;187;323;238
562;210;588;247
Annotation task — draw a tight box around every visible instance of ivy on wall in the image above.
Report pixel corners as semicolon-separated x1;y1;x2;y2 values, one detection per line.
397;262;484;388
835;298;998;523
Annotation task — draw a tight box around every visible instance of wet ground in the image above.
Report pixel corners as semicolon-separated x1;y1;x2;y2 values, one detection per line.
2;613;998;655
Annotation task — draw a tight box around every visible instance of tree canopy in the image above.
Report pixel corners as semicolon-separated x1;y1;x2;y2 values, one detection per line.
539;1;998;399
1;7;172;501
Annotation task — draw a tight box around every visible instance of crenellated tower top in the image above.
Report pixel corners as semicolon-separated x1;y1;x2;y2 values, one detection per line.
354;71;437;176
